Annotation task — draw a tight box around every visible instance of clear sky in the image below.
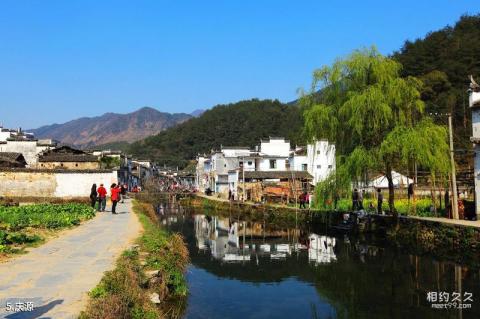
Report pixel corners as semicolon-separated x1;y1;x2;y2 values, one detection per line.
0;1;477;128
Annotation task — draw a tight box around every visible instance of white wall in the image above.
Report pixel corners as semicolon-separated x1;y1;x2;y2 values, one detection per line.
475;145;480;216
260;138;290;157
258;158;287;171
241;157;256;171
54;171;118;197
290;155;308;171
222;148;251;158
473;110;480;139
0;170;118;198
0;140;39;167
307;140;336;184
0;131;11;142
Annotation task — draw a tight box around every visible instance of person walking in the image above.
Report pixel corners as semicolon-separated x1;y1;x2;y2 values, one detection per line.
377;188;383;214
89;184;97;209
97;183;107;212
110;183;121;214
299;192;307;209
120;184;127;203
352;188;359;211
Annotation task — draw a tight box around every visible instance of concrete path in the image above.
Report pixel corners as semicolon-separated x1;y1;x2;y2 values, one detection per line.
408;215;480;228
0;199;142;319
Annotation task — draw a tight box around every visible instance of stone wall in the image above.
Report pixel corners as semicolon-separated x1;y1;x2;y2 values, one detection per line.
38;161;100;170
0;169;118;198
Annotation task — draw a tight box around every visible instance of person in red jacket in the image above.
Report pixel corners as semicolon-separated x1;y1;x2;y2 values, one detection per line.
97;184;107;212
110;183;121;214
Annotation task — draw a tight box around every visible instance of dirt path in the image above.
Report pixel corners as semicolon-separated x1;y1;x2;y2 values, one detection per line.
0;199;142;319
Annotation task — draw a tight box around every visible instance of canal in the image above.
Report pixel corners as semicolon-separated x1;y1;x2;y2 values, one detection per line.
156;201;480;319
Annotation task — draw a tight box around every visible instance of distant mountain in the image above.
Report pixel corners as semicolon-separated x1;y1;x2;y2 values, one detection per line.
129;99;303;168
190;109;205;117
31;107;192;148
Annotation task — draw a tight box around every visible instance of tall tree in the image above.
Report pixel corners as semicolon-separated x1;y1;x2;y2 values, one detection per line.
302;47;450;215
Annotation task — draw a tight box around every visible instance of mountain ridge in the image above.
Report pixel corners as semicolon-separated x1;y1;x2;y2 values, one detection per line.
30;107;192;148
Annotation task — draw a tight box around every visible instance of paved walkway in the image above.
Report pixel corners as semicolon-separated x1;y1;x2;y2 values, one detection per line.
407;215;480;228
0;199;142;319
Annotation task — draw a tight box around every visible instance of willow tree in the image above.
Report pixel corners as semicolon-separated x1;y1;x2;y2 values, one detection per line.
302;47;450;215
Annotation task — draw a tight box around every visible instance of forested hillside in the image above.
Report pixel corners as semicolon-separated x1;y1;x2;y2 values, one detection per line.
129;15;480;168
393;14;480;152
129;99;303;167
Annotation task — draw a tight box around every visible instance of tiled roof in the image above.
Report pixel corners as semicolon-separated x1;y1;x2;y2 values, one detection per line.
0;152;24;161
0;152;27;167
244;170;312;180
39;154;99;162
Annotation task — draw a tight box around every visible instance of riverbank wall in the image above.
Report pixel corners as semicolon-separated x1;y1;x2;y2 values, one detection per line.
181;195;480;266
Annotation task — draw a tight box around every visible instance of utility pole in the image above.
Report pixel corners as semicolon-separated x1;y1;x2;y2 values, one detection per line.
448;114;459;219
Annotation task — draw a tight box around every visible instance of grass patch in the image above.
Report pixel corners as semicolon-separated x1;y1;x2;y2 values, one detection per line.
80;200;188;319
0;203;95;255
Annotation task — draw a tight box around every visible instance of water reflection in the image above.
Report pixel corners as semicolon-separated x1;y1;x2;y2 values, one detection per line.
155;202;480;319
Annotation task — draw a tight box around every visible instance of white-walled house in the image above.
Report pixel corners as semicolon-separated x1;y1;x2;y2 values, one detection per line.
256;137;290;171
195;137;336;198
307;140;336;185
469;76;480;218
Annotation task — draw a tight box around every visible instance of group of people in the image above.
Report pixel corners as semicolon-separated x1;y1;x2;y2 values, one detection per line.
352;188;383;214
89;183;128;214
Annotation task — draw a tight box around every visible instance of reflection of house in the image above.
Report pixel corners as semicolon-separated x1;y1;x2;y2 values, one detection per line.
38;146;100;170
0;152;27;168
308;234;337;265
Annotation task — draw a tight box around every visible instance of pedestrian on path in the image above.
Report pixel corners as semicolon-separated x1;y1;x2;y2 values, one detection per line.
299;192;307;209
111;183;121;214
97;184;107;212
377;188;383;214
120;184;127;203
89;184;97;209
352;188;359;211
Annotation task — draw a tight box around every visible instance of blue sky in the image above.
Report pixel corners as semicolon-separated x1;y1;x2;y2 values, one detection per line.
0;1;477;128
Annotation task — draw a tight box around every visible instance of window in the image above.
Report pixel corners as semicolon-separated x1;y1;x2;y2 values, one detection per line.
269;159;277;169
328;165;333;169
302;164;307;171
248;161;253;166
317;150;321;154
316;165;321;169
75;163;78;167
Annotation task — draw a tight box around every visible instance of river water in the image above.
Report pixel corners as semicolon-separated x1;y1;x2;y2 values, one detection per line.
156;202;480;319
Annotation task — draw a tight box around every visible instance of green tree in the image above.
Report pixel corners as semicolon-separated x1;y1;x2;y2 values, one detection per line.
303;47;450;215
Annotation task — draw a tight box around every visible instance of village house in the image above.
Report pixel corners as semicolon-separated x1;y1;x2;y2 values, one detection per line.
0;127;57;167
38;146;100;170
469;76;480;218
195;137;336;202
